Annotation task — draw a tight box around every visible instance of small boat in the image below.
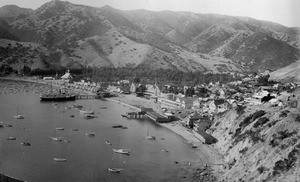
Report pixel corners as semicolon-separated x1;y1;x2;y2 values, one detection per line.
6;124;13;127
86;132;95;136
146;125;156;140
83;115;96;119
7;136;16;140
0;122;3;127
100;107;107;109
21;142;31;146
112;125;123;128
146;136;156;140
70;115;75;118
108;168;123;173
162;149;169;152
121;114;128;118
113;136;130;155
53;158;67;162
64;139;71;143
80;110;95;115
113;149;130;155
50;137;62;141
192;144;197;148
56;127;64;130
14;107;24;119
106;141;112;145
71;128;79;131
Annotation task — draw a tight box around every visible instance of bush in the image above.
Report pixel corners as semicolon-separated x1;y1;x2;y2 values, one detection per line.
253;117;269;128
236;105;246;115
257;166;267;174
273;148;299;176
279;110;290;117
234;130;263;144
239;147;248;154
269;130;297;147
239;110;266;129
295;114;300;122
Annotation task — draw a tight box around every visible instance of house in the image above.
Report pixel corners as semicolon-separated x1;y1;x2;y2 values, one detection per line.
130;83;137;93
60;70;73;83
192;129;217;144
176;97;197;109
209;99;230;113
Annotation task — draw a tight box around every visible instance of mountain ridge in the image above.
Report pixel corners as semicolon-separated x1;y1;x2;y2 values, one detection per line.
0;0;299;75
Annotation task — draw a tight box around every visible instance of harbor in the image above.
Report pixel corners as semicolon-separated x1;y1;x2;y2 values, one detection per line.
0;79;207;182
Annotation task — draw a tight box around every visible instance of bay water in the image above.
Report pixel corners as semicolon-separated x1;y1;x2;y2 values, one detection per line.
0;80;201;182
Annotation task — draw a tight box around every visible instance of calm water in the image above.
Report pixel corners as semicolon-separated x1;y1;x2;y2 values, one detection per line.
0;80;201;182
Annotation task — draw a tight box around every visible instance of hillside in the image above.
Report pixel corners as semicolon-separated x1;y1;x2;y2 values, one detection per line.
269;60;300;83
0;0;299;74
209;97;300;181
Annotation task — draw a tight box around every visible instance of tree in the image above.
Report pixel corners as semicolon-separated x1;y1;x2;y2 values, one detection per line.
185;87;195;97
134;77;140;83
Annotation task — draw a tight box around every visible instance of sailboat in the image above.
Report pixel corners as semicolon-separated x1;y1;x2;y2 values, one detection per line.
80;103;95;115
13;107;24;119
112;136;130;155
146;125;156;140
108;153;124;173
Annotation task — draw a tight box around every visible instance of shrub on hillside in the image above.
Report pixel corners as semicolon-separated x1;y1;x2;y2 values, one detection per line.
269;130;297;147
236;105;246;115
279;110;290;117
253;117;269;128
239;110;266;129
234;130;263;145
295;114;300;122
273;148;299;176
257;166;267;174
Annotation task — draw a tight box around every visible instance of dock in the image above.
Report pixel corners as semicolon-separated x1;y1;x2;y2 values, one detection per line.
75;94;97;99
145;111;173;123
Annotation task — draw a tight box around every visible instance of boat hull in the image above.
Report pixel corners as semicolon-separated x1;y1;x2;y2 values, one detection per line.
40;95;76;102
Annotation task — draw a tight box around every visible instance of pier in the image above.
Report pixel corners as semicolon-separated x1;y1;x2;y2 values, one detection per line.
145;111;172;123
75;94;97;100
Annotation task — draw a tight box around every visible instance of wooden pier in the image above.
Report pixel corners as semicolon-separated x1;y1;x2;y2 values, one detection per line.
75;94;97;100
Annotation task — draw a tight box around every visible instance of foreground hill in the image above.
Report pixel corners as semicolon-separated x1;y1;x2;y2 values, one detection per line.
269;60;300;83
210;97;300;181
0;0;299;74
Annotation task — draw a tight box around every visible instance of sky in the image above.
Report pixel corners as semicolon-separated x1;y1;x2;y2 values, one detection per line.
0;0;299;27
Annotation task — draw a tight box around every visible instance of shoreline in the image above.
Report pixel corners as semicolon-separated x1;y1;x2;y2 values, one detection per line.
107;95;225;180
1;76;225;180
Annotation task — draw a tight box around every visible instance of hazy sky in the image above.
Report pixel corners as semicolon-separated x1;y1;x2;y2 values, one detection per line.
0;0;299;27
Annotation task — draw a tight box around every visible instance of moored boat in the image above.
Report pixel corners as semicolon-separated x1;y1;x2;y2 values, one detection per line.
86;132;95;136
7;136;16;140
21;142;31;146
108;167;123;173
53;158;67;162
50;136;62;141
112;149;130;155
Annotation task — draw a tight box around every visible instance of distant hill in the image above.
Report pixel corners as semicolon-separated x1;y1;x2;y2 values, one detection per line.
0;0;299;75
269;60;300;83
0;5;33;18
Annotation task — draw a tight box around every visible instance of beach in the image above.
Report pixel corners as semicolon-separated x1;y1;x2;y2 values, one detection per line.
107;93;225;180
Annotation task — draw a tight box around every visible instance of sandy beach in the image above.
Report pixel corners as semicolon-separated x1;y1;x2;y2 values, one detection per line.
108;93;225;179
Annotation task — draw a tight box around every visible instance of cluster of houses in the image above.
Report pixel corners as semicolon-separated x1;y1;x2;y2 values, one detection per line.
42;71;299;144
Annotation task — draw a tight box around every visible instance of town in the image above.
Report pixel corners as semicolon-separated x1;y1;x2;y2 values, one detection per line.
38;69;299;145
